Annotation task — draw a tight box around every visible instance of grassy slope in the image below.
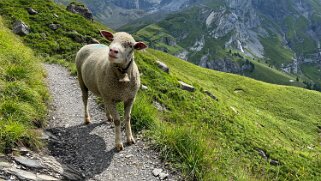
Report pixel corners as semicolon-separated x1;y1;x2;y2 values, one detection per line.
0;0;109;74
136;49;321;180
0;17;48;152
245;60;302;86
1;0;321;180
135;24;184;55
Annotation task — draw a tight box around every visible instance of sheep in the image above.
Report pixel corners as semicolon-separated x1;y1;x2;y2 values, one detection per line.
75;30;147;151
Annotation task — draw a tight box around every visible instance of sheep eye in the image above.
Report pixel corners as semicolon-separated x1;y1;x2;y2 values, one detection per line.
123;42;133;49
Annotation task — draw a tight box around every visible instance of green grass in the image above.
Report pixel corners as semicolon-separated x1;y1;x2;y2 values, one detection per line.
0;16;48;152
260;35;295;68
134;49;321;180
245;59;304;87
0;0;110;74
301;63;321;84
135;24;184;55
284;15;317;55
1;0;321;180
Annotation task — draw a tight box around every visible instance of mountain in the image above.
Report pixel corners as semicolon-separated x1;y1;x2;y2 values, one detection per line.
54;0;196;28
119;0;321;90
1;0;321;180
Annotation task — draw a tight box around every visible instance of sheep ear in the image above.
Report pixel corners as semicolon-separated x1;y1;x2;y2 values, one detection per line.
100;30;114;41
134;42;147;50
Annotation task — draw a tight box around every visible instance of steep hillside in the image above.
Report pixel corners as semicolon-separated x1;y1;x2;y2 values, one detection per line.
0;0;109;74
0;17;48;152
1;0;321;180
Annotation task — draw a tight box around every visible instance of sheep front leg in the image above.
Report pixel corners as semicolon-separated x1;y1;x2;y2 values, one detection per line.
105;102;123;151
124;98;135;145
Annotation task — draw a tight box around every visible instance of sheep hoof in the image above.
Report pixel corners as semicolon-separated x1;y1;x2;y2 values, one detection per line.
127;137;136;145
116;143;124;151
84;117;91;125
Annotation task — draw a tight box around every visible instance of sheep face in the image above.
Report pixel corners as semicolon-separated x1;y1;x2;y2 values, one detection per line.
100;31;147;65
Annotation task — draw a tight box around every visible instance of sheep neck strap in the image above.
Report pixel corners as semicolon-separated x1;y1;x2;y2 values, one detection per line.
115;59;133;74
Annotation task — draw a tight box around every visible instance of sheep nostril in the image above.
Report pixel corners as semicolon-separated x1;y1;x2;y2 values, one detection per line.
114;50;119;54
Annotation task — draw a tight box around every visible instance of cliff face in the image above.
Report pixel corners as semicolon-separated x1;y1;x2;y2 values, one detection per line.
55;0;195;28
135;0;321;79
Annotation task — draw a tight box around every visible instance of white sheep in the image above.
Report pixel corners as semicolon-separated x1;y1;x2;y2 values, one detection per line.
75;30;147;151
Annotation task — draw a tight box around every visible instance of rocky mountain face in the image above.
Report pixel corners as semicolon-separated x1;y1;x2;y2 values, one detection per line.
54;0;195;28
124;0;321;87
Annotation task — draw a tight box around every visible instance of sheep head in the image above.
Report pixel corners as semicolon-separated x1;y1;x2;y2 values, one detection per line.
100;30;147;65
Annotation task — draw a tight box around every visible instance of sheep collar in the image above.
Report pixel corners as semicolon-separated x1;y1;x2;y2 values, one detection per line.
114;59;133;74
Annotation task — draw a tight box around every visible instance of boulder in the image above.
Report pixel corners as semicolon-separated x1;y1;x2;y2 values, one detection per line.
68;31;84;43
85;36;100;44
27;7;38;15
67;3;93;20
156;60;169;73
178;81;195;92
49;23;61;31
13;156;43;169
12;20;30;36
204;90;218;101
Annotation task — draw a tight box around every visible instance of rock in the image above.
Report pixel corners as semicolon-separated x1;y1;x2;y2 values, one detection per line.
234;88;244;93
204;90;218;101
41;131;58;141
85;36;100;44
67;3;93;20
19;147;30;155
178;81;195;92
68;31;84;43
0;161;12;168
199;56;241;74
7;168;37;180
41;156;64;174
37;174;59;181
270;159;280;166
49;24;61;31
141;85;148;90
14;156;43;169
156;60;169;73
152;168;162;177
12;20;30;36
159;172;169;180
153;101;167;111
27;7;38;15
125;154;134;158
257;149;268;160
61;165;84;181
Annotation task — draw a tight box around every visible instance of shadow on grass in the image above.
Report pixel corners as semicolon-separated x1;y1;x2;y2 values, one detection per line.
47;122;115;180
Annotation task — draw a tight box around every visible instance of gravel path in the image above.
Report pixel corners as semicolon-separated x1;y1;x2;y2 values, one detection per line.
43;63;176;181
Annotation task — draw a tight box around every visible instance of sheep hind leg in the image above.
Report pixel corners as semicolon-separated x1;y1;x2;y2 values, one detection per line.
78;75;90;124
105;102;123;151
105;109;113;122
124;98;135;145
